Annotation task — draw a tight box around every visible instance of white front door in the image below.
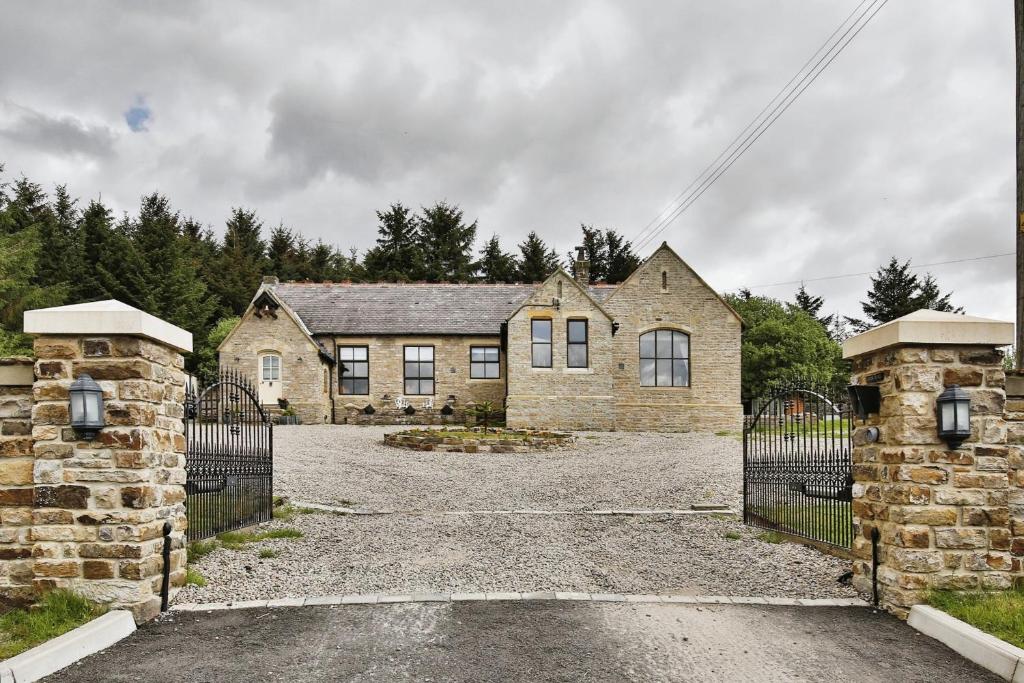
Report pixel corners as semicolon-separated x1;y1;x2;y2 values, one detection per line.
259;354;282;405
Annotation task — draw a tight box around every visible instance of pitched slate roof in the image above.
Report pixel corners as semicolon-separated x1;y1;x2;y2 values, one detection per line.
270;282;542;336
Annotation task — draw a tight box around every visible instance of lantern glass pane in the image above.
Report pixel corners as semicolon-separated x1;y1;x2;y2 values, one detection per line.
71;392;84;423
940;401;955;433
956;399;970;432
85;393;100;423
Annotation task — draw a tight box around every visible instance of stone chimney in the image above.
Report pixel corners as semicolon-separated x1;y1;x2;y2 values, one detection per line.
262;275;279;285
574;246;590;285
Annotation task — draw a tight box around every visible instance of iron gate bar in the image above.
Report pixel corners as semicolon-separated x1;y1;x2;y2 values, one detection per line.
743;380;853;549
184;368;273;542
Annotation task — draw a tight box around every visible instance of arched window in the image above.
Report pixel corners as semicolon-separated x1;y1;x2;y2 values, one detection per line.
639;330;689;387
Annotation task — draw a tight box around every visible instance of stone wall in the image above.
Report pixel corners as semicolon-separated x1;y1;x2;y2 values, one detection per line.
602;244;743;433
28;335;188;622
219;306;331;425
848;343;1020;617
505;272;616;431
330;334;507;424
0;358;35;603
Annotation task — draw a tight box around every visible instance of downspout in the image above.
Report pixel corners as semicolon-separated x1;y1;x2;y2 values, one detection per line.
500;321;509;415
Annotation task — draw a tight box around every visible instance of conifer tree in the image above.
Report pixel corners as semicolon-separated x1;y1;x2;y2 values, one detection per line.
212;208;266;315
266;224;303;280
605;230;641;283
516;231;561;282
477;235;518;283
129;193;217;337
417;202;477;282
792;283;834;330
845;257;961;332
362;203;423;281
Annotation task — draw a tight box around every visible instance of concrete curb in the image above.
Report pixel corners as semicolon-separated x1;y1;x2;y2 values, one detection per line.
291;500;737;517
908;605;1024;682
0;610;136;683
171;593;868;612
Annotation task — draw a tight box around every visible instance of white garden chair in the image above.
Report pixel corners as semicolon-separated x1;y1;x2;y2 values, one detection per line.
423;397;434;410
394;396;410;410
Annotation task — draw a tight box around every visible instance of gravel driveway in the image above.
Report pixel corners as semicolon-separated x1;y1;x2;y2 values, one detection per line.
178;426;857;604
272;425;743;511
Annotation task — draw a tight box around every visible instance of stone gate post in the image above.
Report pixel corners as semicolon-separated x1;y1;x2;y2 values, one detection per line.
843;311;1018;617
23;301;192;622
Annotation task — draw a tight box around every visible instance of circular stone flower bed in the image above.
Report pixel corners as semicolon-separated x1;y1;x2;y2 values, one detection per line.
384;427;575;453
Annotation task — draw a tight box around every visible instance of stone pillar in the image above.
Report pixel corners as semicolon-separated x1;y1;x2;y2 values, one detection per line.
843;311;1017;617
0;358;36;603
24;300;193;622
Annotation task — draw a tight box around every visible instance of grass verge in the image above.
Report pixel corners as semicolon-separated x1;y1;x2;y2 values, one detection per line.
258;549;279;559
185;567;207;587
0;590;105;660
216;528;303;549
927;588;1024;649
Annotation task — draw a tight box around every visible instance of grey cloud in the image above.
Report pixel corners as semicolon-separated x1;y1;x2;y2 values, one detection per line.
0;103;116;159
0;1;1015;322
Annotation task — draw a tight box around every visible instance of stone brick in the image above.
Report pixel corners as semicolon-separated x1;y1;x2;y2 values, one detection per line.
32;442;73;459
881;484;930;505
888;506;957;526
0;420;31;436
118;557;162;580
77;543;144;559
934;527;988;549
960;349;1003;366
0;488;33;507
963;506;1010;526
34;361;68;380
932;489;987;506
989;528;1012;550
895;527;930;548
33;485;90;509
0;438;33;457
944;367;983;387
896;466;947;485
82;560;115;579
954;472;1008;489
967;389;1005;415
31;402;68;425
71;359;153;381
887;548;943;573
0;460;31;487
82;339;111;357
893;366;942;392
120;486;159;509
33;338;79;359
929;349;956;363
34;560;80;578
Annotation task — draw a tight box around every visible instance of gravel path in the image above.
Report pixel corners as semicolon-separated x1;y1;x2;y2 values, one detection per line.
272;425;743;511
178;426;856;604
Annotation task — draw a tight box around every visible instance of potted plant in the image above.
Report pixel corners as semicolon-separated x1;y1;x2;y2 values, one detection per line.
278;403;301;425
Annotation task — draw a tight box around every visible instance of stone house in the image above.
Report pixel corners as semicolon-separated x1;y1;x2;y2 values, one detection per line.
218;242;742;431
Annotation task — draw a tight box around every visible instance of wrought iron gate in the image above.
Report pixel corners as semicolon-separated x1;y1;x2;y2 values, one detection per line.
184;369;273;541
743;381;853;549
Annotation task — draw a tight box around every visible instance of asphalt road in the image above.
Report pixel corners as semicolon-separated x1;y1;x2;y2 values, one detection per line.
46;602;996;683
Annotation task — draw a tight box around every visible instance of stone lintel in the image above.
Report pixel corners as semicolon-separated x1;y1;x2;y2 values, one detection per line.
24;300;192;353
842;310;1013;360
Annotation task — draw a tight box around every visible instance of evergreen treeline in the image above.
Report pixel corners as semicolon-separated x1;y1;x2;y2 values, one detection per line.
0;165;642;375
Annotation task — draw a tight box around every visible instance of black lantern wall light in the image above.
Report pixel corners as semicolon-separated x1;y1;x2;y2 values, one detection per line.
69;374;105;440
936;384;971;450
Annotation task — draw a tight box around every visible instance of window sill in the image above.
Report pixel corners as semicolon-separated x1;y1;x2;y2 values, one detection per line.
638;385;692;390
468;378;503;382
565;368;593;374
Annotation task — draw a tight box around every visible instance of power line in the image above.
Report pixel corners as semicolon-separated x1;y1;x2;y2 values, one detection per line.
746;252;1014;290
631;0;874;250
633;0;888;253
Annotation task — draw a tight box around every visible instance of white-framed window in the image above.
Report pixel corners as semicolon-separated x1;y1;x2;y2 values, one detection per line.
639;330;689;387
470;346;500;379
404;346;435;395
261;354;281;381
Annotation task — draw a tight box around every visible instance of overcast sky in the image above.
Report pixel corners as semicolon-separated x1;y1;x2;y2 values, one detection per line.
0;1;1015;324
